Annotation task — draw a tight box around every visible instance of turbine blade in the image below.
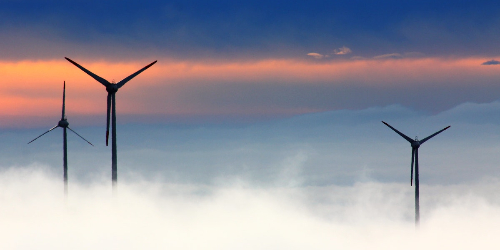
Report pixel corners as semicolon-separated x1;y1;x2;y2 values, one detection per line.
382;121;414;143
106;92;111;146
65;57;111;87
116;60;157;88
62;81;66;120
411;148;415;186
67;127;94;146
419;126;451;144
28;125;59;144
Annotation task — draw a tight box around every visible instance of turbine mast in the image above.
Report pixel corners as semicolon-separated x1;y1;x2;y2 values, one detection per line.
112;93;117;192
63;126;68;197
63;82;68;196
415;148;420;226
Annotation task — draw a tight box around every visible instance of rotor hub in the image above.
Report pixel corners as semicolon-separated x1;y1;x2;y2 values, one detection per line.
58;119;69;128
106;84;118;93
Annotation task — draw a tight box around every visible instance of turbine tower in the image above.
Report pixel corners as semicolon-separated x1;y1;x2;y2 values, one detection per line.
382;121;450;226
28;82;93;196
65;57;157;192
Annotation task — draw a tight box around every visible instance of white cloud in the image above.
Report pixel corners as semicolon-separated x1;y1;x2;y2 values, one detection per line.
308;46;352;59
372;52;424;60
1;167;500;249
7;100;500;249
333;46;352;55
307;52;325;59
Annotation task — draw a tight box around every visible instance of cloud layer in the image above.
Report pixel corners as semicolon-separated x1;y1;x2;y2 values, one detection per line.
1;167;500;249
4;99;500;249
333;46;352;55
8;101;500;187
1;56;500;128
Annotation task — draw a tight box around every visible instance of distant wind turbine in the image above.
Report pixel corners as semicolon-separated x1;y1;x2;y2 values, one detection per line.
382;121;450;226
28;82;93;196
65;57;157;192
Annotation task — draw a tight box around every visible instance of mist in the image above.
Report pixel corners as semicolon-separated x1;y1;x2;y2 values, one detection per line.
3;102;500;248
11;102;500;186
1;166;499;249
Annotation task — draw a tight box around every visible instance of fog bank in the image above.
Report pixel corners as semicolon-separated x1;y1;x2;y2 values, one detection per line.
0;167;499;249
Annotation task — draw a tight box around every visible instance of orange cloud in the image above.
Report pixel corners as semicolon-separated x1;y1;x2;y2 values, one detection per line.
143;57;498;87
0;57;498;127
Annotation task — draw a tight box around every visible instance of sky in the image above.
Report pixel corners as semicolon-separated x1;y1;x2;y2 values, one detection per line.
2;0;500;249
1;0;500;124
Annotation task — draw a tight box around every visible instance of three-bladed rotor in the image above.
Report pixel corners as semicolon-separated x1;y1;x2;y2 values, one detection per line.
65;57;157;146
382;121;450;186
28;82;93;146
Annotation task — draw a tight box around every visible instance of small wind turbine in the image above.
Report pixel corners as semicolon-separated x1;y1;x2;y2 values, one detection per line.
28;82;93;196
65;57;157;192
382;121;450;226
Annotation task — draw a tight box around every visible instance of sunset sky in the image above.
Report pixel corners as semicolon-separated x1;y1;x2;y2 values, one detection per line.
2;1;500;249
1;0;500;126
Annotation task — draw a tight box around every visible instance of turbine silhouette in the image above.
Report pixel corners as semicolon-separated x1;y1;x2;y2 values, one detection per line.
382;121;450;226
28;82;93;196
65;57;157;192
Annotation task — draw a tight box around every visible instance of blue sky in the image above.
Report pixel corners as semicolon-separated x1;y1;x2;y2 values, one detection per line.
1;0;500;60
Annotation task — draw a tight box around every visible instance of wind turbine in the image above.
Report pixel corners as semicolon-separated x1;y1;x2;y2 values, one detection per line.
28;82;93;196
382;121;450;226
65;57;157;192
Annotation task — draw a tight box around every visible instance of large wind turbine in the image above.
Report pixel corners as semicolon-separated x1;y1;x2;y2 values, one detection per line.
28;82;93;196
382;121;450;226
65;57;157;191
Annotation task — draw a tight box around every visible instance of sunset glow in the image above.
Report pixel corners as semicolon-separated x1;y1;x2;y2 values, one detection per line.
0;57;499;126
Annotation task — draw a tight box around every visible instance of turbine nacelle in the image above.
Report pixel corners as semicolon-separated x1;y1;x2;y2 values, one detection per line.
58;119;69;128
28;83;93;146
106;84;119;93
411;140;420;148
